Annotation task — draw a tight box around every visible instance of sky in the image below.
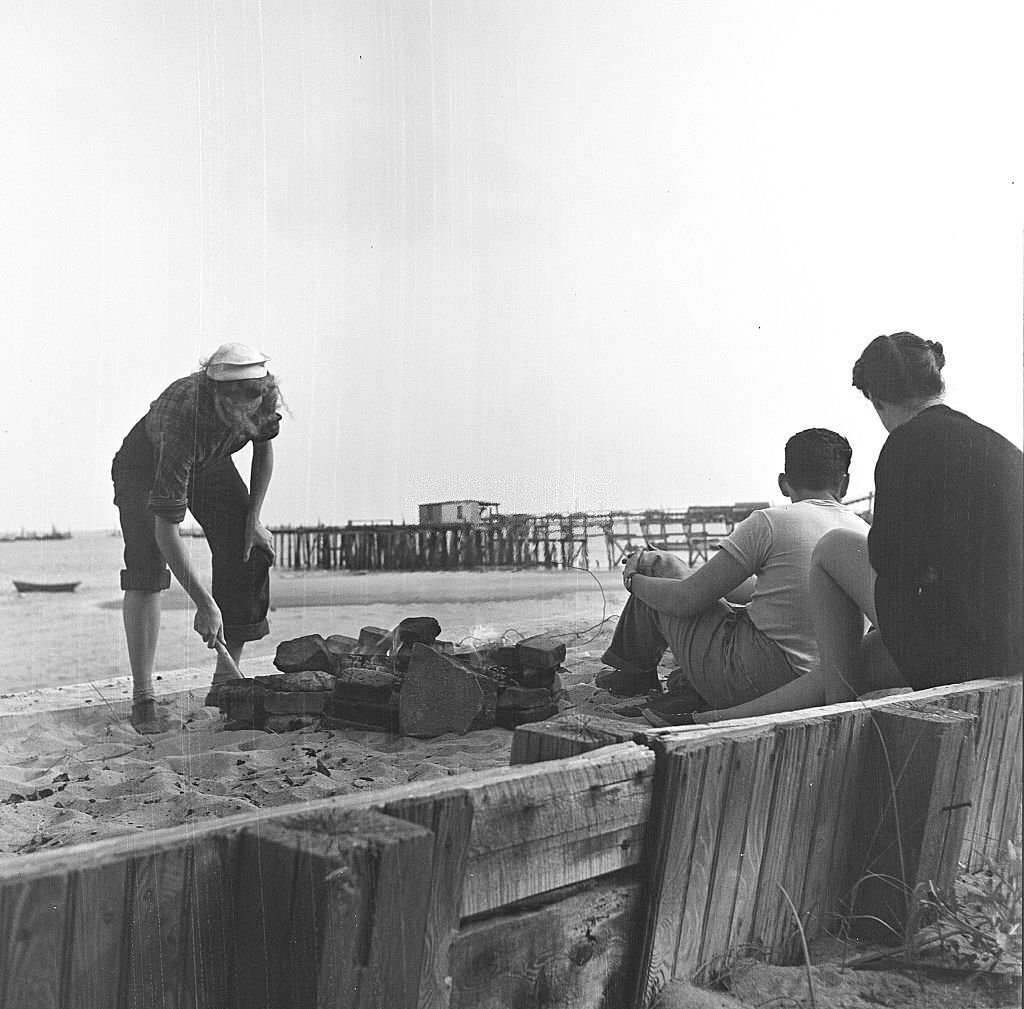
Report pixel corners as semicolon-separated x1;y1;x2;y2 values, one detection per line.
3;0;1022;534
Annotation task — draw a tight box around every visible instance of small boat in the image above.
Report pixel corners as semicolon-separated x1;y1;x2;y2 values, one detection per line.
12;580;81;593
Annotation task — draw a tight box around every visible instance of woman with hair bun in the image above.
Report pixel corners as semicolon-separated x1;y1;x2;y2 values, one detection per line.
683;332;1022;725
812;332;1023;698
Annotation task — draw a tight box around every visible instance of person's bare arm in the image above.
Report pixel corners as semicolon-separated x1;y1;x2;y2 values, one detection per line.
153;515;222;644
628;549;754;618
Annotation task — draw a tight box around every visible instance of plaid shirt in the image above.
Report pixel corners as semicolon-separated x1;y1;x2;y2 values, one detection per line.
143;375;276;522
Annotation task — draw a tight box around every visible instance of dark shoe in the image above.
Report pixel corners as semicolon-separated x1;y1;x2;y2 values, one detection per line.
644;691;709;716
595;667;662;696
642;707;696;728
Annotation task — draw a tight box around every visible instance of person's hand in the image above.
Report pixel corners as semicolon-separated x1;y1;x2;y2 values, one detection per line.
194;601;225;647
244;520;276;565
622;549;643;591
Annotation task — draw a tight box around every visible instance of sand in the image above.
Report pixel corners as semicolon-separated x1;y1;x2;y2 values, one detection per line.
0;622;652;858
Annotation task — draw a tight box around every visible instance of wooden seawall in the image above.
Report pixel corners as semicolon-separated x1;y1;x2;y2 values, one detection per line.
0;677;1018;1008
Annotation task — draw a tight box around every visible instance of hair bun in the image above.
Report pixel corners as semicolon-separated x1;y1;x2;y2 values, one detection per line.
929;340;946;368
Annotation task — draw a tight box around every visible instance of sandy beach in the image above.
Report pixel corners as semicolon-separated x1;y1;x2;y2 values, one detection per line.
0;535;652;856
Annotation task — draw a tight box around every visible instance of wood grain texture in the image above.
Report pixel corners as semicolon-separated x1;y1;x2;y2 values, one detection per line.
382;791;474;1009
510;718;638;765
459;744;654;918
846;708;977;940
449;875;643;1009
65;860;127;1009
0;870;68;1009
124;842;191;1009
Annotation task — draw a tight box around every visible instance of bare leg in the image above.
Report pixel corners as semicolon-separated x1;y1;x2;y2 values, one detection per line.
123;589;174;733
805;527;880;702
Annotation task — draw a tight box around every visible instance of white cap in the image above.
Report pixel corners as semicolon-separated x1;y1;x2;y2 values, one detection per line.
203;343;270;382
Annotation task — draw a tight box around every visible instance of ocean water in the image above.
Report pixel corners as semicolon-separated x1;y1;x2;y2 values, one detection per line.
0;531;622;692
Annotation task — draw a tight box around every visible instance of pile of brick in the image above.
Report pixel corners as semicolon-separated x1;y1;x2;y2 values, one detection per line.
210;617;567;738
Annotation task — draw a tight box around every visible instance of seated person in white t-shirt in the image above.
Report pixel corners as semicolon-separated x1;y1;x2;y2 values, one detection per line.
596;429;869;724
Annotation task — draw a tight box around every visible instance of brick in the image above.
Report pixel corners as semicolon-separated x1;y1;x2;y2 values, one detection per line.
495;702;560;730
517;665;558;689
493;645;521;669
497;685;553;710
325;634;359;657
334;668;398;704
280;670;336;692
263;690;330;715
274;634;333;674
264;714;318;733
322;697;399;733
516;635;566;670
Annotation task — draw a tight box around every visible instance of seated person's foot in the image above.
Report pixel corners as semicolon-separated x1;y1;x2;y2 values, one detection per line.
130;700;176;735
204;675;244;707
595;666;662;697
642;706;697;728
643;689;709;716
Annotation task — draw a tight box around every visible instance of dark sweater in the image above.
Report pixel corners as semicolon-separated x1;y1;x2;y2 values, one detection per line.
869;405;1023;687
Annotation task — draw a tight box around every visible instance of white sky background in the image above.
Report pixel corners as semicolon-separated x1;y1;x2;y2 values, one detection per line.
2;0;1022;533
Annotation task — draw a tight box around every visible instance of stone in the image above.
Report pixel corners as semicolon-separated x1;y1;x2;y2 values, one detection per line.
392;616;442;644
322;697;399;733
517;665;558;689
495;702;560;730
273;634;333;674
264;715;318;733
280;670;336;692
325;634;359;657
263;691;330;715
355;626;391;657
497;685;553;709
516;635;566;670
399;643;498;738
334;667;398;704
493;645;521;669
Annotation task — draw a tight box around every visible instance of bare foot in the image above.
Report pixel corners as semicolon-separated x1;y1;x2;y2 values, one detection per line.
130;700;175;734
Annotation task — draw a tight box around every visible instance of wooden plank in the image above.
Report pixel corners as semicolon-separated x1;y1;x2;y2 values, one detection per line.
821;710;874;936
967;687;1010;866
231;808;434;1009
846;708;976;940
382;791;474;1009
510;717;636;765
459;744;655;918
671;735;733;979
797;714;859;942
64;860;128;1009
321;810;435;1008
0;870;68;1009
750;719;814;961
695;730;773;984
771;718;828;959
181;833;238;1009
923;711;976;888
630;740;710;1009
723;731;778;963
448;875;643;1009
995;682;1023;857
124;842;191;1009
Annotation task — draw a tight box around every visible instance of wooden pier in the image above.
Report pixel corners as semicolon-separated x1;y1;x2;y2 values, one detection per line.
270;502;788;573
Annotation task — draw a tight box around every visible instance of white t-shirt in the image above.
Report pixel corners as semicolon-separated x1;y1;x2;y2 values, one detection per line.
718;499;868;676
